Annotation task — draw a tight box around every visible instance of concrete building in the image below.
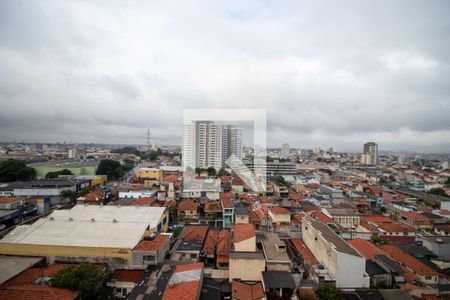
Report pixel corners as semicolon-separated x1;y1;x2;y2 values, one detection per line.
281;143;290;159
422;236;450;259
324;208;360;228
320;185;344;204
261;233;291;271
135;168;163;186
0;205;168;268
229;252;266;282
245;161;296;176
233;224;256;252
302;217;370;288
182;121;243;170
132;234;170;267
361;142;378;165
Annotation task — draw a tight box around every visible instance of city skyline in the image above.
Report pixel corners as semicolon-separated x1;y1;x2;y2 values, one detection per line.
1;1;450;153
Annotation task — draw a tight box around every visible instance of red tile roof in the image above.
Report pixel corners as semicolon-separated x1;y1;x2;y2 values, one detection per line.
269;207;290;215
163;281;200;300
132;197;156;206
0;285;78;300
163;174;180;183
203;230;230;257
134;235;169;251
312;211;333;223
182;226;209;241
0;196;25;204
233;224;255;243
348;239;386;259
3;264;73;287
178;199;199;211
381;245;440;276
360;215;394;223
378;222;415;233
163;263;203;300
175;262;203;273
204;200;222;212
401;211;430;220
111;270;144;283
291;239;319;265
164;199;177;207
221;197;234;209
232;280;265;300
83;191;103;203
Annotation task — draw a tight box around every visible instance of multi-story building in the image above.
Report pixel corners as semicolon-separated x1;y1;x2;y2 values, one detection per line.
302;217;370;288
182;121;243;170
361;142;378;165
281;143;290;159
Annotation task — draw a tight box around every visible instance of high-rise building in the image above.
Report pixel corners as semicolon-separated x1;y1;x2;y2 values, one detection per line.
182;121;243;170
361;142;378;165
281;143;290;159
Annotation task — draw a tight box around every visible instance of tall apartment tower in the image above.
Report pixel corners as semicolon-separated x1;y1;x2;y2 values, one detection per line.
281;143;290;159
361;142;378;165
182;121;242;170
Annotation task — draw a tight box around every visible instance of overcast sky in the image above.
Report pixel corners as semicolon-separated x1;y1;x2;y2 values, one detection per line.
1;1;449;153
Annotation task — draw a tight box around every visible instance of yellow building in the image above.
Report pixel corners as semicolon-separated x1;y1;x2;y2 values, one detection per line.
229;252;266;282
0;205;168;268
136;168;163;186
268;207;291;225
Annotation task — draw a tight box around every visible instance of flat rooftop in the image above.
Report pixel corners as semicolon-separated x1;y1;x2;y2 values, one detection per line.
0;205;166;249
29;159;101;168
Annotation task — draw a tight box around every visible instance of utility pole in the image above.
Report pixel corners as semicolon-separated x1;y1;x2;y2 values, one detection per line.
147;128;151;151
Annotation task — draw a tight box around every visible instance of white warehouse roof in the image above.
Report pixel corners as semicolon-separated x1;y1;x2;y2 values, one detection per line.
1;205;166;249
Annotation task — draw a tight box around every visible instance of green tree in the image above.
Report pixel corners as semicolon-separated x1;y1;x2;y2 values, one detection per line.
207;167;216;177
371;235;388;245
50;263;109;300
45;169;73;179
96;159;123;180
122;158;135;172
274;175;289;187
428;188;450;198
0;159;36;182
195;167;204;176
217;168;231;177
317;284;343;300
60;190;77;203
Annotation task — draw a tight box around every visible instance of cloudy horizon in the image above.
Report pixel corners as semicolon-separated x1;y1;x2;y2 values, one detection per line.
1;1;450;153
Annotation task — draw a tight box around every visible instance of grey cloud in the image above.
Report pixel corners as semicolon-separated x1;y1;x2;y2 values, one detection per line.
0;0;450;152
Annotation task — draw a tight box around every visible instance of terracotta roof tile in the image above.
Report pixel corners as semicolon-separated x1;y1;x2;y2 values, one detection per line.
233;224;255;243
269;207;290;215
132;197;156;206
182;226;209;241
111;270;144;283
348;239;386;259
0;284;78;300
134;235;169;251
312;211;333;223
178;199;199;211
291;239;319;265
0;196;25;204
232;280;265;300
381;245;440;276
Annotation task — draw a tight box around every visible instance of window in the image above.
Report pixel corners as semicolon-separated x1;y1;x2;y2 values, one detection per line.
425;276;431;280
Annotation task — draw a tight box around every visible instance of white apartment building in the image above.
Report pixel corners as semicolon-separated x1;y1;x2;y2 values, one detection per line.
361;142;378;165
302;217;369;288
182;121;243;170
281;143;290;159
